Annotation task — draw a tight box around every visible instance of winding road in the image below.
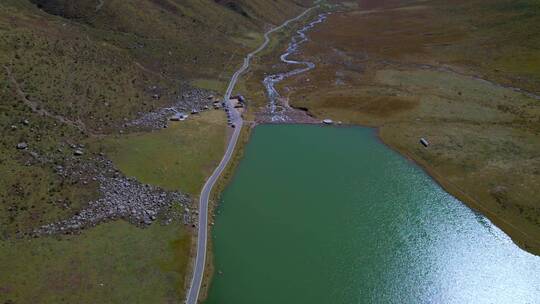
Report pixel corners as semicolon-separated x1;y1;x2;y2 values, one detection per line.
185;6;319;304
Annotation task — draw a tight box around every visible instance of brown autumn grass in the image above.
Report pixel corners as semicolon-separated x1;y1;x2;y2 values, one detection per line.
245;0;540;254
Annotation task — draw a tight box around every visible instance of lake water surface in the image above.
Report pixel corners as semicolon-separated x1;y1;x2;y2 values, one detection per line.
206;124;540;304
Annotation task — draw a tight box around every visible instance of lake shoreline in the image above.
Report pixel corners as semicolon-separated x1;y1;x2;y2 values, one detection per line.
375;129;540;256
198;125;254;301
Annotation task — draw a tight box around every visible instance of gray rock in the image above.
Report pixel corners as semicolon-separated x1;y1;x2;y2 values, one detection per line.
74;150;84;156
16;142;28;150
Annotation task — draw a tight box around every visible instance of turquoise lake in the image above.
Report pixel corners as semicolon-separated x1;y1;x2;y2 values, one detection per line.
205;124;540;304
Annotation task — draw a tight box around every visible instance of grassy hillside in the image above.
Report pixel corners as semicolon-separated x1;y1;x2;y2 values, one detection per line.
0;220;191;303
0;0;311;301
0;0;309;132
0;0;309;234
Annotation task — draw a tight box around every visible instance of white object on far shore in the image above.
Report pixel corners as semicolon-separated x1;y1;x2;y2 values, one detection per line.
322;119;333;125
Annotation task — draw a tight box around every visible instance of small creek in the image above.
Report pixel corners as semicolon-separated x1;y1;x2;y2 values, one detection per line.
263;13;328;122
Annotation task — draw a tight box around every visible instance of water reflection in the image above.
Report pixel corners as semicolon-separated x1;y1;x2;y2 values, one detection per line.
207;125;540;304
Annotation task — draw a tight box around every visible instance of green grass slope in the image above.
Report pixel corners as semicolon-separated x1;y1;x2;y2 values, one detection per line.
0;220;191;303
0;0;312;301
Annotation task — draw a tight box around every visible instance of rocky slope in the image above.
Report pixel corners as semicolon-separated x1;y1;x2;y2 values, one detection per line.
0;0;310;240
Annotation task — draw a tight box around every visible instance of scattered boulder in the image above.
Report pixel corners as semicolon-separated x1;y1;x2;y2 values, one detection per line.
126;88;215;130
16;142;28;150
74;149;84;156
33;155;191;236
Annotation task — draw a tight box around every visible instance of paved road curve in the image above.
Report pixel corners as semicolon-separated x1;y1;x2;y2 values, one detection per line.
185;6;318;304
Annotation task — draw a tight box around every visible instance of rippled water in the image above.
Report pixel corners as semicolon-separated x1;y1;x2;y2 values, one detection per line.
263;14;327;122
206;125;540;304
